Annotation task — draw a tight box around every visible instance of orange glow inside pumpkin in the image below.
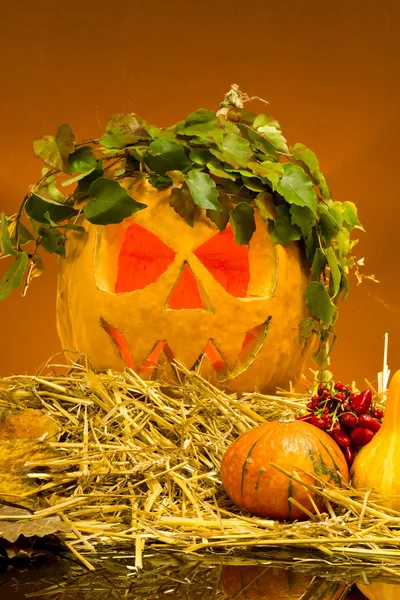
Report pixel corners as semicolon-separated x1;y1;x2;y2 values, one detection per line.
116;223;175;293
166;263;208;310
100;319;136;369
194;227;250;297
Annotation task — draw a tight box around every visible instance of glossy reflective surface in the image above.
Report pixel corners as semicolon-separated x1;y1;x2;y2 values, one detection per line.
1;547;398;600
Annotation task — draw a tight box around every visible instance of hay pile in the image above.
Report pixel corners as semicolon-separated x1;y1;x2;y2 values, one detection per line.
0;361;399;571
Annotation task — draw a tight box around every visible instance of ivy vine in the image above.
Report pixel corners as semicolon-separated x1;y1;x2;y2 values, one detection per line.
0;85;374;369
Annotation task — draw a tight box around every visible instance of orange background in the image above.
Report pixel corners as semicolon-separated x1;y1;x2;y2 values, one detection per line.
0;0;399;387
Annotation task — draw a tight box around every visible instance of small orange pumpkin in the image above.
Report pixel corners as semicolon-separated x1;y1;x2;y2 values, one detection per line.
220;417;348;520
220;565;345;600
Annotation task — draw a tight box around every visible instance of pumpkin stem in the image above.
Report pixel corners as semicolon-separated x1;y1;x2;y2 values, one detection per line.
219;84;269;109
278;410;296;424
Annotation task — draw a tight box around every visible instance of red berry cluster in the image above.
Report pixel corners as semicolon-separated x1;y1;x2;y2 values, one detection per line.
298;381;384;465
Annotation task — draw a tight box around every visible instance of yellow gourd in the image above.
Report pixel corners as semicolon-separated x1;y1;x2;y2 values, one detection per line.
351;370;400;509
357;581;400;600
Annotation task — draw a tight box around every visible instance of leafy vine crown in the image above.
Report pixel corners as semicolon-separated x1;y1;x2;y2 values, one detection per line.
0;85;374;368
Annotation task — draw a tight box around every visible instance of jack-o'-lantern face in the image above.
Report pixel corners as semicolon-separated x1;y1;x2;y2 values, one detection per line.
57;180;311;394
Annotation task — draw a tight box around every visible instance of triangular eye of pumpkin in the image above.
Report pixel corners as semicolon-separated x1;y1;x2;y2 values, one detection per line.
115;223;175;293
194;227;250;298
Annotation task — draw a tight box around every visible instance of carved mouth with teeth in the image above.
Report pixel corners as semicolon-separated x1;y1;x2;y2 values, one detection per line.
100;317;272;382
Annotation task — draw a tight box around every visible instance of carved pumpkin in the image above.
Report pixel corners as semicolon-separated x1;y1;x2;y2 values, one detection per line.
351;370;400;509
220;417;349;520
357;582;400;600
57;179;311;394
220;565;345;600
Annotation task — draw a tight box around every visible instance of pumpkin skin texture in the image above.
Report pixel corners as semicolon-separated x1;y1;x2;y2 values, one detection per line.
351;370;400;510
220;419;348;520
357;582;400;600
57;179;311;395
220;565;345;600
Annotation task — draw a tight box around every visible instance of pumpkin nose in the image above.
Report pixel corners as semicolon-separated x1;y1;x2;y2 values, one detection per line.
166;263;211;310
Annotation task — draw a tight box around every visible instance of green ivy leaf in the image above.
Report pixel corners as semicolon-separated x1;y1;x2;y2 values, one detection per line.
290;205;316;239
0;214;17;256
0;252;29;300
144;139;191;176
100;114;150;149
85;178;147;225
241;176;265;192
8;219;34;247
229;203;256;245
189;148;214;165
326;247;341;298
25;195;78;224
305;281;336;325
253;114;288;153
176;109;224;145
148;174;173;189
247;129;280;159
206;191;231;232
305;233;316;264
185;170;221;211
210;134;254;169
342;201;362;230
268;205;302;245
276;163;318;215
248;160;283;191
300;317;319;340
37;225;66;257
206;159;236;181
311;248;326;280
319;207;340;243
169;185;196;226
255;192;275;222
291;143;330;199
68;146;97;173
75;164;104;200
33;124;75;173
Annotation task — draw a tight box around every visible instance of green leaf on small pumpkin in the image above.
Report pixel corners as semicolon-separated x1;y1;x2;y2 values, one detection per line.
144;139;192;175
169;185;196;226
305;281;336;325
229;203;256;245
85;178;146;225
185;170;221;211
210;134;254;169
0;214;17;256
268;205;302;245
326;247;341;298
276;163;318;215
319;207;340;243
248;160;283;191
25;195;78;224
100;113;150;149
0;252;29;300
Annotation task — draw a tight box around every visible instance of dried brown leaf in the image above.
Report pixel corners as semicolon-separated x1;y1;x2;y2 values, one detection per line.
0;506;69;544
0;440;58;508
0;408;59;441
